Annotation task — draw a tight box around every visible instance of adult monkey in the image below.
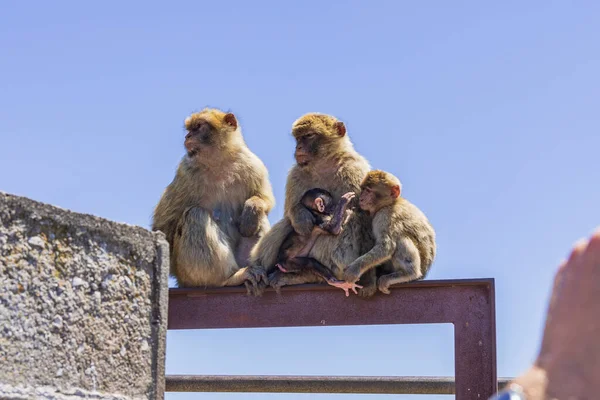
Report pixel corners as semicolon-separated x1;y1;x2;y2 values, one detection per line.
246;113;376;296
152;108;275;288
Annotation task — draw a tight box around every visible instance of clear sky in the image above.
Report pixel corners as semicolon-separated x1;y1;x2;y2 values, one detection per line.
2;1;599;399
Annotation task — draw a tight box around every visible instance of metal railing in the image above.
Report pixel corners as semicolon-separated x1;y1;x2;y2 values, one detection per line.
166;278;499;399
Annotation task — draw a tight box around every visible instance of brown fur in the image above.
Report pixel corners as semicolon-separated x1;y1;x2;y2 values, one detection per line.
344;170;436;294
246;113;377;296
152;108;274;288
360;170;402;192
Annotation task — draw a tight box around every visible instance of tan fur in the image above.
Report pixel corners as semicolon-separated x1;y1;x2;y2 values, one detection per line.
247;113;377;296
152;108;274;288
360;170;402;192
344;170;436;294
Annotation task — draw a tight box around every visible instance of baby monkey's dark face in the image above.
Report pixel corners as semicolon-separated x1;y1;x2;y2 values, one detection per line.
184;120;215;157
301;191;333;215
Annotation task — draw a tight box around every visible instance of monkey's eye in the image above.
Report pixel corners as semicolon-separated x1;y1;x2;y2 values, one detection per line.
305;133;315;139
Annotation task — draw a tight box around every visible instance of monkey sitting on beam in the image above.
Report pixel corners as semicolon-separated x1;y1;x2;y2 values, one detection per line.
275;188;362;296
343;170;436;294
246;113;377;297
151;108;275;289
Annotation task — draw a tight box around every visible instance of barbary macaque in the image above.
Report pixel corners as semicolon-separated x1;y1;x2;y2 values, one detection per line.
343;170;436;294
246;113;378;297
151;108;275;288
275;188;362;296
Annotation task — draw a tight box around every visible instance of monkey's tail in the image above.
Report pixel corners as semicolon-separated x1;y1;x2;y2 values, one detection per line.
249;218;294;268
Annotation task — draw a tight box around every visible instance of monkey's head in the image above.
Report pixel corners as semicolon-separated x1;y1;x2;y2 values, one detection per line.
183;108;242;159
358;170;402;214
301;188;334;214
291;113;351;167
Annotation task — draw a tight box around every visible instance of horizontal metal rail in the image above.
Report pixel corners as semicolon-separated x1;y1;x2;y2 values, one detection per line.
165;375;512;394
167;279;497;399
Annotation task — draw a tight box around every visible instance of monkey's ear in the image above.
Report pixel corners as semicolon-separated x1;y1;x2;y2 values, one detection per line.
224;113;238;129
391;185;401;199
315;197;325;213
335;121;346;137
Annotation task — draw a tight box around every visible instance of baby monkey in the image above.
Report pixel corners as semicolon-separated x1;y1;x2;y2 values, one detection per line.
276;188;362;296
343;170;436;294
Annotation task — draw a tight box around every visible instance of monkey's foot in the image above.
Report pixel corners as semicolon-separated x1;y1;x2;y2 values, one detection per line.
357;282;378;298
377;277;391;295
244;265;269;296
327;279;363;297
276;263;288;273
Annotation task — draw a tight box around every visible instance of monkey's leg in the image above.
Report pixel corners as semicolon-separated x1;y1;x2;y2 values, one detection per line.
273;257;362;296
173;207;239;288
285;257;337;279
268;269;321;293
378;237;422;295
223;267;252;286
343;240;395;283
294;229;322;258
235;236;259;268
246;218;295;296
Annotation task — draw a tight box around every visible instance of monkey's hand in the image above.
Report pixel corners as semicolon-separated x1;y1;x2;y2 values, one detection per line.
340;192;356;204
343;263;362;283
239;200;263;237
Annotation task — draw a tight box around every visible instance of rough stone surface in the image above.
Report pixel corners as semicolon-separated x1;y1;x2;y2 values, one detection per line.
0;192;169;400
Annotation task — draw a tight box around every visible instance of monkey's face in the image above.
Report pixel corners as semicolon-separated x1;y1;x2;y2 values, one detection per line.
359;170;402;214
292;122;347;167
294;132;322;166
359;184;399;214
184;120;214;157
358;186;378;213
183;111;239;158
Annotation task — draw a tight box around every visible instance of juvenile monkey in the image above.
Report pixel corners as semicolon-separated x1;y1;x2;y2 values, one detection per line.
343;170;436;294
246;113;377;297
275;188;362;296
151;108;275;288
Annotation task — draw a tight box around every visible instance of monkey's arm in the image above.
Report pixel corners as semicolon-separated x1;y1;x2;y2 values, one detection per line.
319;193;355;235
343;237;396;283
239;195;273;237
151;181;182;247
293;228;324;257
284;168;316;236
238;166;275;237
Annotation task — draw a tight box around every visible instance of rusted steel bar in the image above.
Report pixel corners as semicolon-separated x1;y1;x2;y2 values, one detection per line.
168;278;497;399
165;375;513;394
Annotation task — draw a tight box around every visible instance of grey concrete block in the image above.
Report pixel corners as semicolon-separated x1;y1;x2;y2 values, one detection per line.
0;192;169;400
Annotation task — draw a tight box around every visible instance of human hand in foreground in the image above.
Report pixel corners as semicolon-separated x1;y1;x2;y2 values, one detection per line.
491;227;600;400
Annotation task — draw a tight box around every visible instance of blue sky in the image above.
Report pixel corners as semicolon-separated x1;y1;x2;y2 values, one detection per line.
2;1;600;399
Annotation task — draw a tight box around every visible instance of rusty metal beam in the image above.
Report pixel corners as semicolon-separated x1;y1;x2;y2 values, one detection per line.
165;375;513;394
168;278;497;399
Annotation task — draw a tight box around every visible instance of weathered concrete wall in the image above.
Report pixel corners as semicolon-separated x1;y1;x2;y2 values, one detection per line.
0;192;169;400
